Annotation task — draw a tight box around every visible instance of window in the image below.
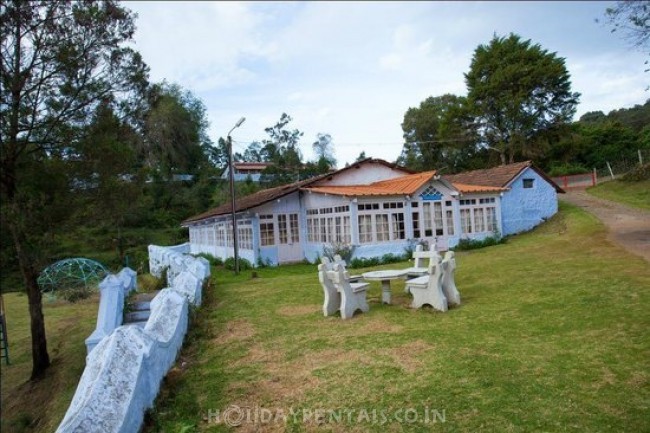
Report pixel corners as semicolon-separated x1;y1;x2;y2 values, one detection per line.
446;210;455;236
523;179;534;189
460;209;473;234
238;221;253;250
289;214;299;242
260;214;275;246
486;207;497;232
358;215;373;243
376;214;390;241
391;213;405;240
474;208;485;232
423;202;433;237
433;202;444;236
412;212;420;238
358;203;380;210
278;214;288;244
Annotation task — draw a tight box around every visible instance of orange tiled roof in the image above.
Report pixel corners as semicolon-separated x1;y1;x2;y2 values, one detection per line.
304;170;437;196
182;158;412;224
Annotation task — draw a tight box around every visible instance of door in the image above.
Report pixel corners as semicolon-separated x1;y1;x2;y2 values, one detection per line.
421;201;450;251
277;213;302;263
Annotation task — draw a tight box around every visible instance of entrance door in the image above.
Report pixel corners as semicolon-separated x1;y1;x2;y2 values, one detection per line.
422;201;449;251
277;213;302;263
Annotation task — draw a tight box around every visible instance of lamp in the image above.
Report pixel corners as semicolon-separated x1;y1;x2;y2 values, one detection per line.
227;117;245;274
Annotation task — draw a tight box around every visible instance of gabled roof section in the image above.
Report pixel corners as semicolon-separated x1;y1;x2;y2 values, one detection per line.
304;170;437;197
452;183;508;194
443;161;564;193
182;158;412;225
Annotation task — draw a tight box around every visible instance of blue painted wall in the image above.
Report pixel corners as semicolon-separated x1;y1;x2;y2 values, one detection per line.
500;167;558;236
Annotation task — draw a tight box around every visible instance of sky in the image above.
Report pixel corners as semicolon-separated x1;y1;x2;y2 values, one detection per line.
127;1;648;167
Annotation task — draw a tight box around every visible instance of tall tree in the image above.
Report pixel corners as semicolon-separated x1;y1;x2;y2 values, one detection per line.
465;33;580;165
142;82;212;177
312;132;336;170
398;94;478;173
0;0;148;379
601;1;650;77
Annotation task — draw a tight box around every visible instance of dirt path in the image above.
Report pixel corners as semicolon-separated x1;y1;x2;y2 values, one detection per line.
560;189;650;262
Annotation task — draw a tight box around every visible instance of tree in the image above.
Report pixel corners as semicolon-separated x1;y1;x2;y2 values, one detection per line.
142;82;212;177
312;133;336;170
601;1;650;76
398;94;479;173
465;33;580;165
355;151;367;162
0;0;148;379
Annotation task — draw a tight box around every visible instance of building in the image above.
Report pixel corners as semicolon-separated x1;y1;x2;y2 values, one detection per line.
221;162;274;182
183;159;563;266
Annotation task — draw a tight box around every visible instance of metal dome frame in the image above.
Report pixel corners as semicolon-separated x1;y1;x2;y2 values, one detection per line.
37;258;109;293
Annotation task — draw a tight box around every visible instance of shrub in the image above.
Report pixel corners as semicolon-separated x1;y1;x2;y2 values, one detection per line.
194;252;223;267
57;285;94;303
322;242;355;263
452;234;506;251
548;163;590;177
224;257;253;271
621;163;650;182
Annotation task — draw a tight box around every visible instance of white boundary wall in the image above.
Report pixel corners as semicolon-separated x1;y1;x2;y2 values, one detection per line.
57;244;210;433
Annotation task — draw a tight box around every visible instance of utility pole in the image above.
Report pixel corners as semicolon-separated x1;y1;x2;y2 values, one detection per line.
227;117;246;274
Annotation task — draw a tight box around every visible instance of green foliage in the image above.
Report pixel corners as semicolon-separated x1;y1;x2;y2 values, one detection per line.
452;234;507;251
348;252;409;269
224;257;253;271
56;286;95;303
194;252;223;267
547;163;591;177
621;163;650;182
322;242;356;263
465;33;580;165
398;94;481;172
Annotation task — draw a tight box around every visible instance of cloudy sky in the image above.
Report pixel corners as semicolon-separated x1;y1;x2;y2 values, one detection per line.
127;1;648;166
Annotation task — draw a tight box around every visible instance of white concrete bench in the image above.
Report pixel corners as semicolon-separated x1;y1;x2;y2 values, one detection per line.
405;256;448;311
403;245;441;289
326;264;370;319
441;251;461;306
332;254;362;282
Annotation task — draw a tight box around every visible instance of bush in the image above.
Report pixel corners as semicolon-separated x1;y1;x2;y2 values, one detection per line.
224;257;253;271
322;242;355;263
194;252;223;267
452;234;506;251
548;163;590;177
57;285;94;303
621;163;650;182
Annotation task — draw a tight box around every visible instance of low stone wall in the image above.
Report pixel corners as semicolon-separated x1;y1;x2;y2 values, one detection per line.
85;268;138;354
57;245;209;433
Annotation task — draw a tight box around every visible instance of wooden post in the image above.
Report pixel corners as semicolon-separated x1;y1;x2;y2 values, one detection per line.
592;168;597;186
606;162;615;180
639;149;644;166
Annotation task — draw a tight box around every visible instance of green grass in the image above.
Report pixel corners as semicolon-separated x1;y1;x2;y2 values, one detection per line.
587;179;650;210
3;204;649;432
144;202;650;432
0;293;99;433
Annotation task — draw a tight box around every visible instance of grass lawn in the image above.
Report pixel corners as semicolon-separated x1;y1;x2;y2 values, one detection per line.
0;293;99;433
587;179;650;210
144;202;650;432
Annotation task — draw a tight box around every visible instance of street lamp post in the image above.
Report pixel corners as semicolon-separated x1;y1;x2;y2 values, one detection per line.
227;117;246;274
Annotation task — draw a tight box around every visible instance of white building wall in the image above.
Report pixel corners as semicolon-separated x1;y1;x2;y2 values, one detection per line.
314;162;409;186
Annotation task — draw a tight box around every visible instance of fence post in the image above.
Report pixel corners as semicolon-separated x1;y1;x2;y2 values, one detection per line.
606;162;615;180
592;168;597;186
639;149;644;166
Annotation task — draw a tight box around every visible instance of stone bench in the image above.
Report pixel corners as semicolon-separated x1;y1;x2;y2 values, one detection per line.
319;261;369;319
405;256;448;311
404;251;461;311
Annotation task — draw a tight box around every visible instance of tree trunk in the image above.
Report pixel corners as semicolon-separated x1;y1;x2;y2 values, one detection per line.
9;218;51;379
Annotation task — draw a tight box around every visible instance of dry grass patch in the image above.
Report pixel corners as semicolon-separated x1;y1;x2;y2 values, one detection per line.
276;304;320;316
212;319;255;345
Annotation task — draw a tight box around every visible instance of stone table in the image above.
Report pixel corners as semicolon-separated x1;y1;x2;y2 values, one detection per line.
362;269;408;304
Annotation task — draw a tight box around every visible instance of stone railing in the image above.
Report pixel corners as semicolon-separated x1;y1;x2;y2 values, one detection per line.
85;267;137;354
57;245;209;433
